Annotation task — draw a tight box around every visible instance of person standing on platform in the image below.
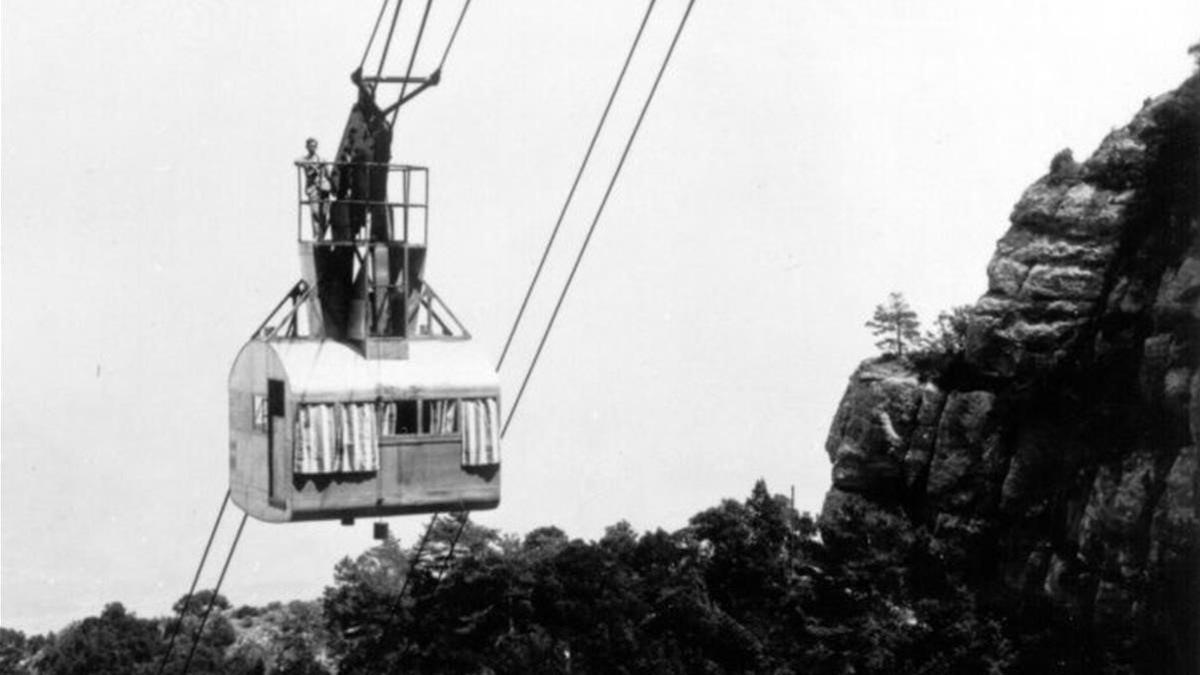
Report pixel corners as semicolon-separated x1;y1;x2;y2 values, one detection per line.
297;137;332;240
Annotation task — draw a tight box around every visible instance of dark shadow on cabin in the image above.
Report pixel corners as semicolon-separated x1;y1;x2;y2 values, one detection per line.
464;465;499;481
294;473;376;491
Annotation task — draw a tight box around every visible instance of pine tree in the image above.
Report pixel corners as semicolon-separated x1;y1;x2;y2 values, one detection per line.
865;292;921;357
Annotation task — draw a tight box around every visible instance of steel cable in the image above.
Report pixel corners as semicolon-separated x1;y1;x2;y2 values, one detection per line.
180;513;248;675
502;0;697;439
155;491;231;675
374;0;405;83
435;0;473;73
390;0;434;128
359;0;391;73
495;0;658;373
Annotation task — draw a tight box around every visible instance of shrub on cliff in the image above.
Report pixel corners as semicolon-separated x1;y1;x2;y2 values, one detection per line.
863;294;975;383
919;305;972;356
909;304;975;383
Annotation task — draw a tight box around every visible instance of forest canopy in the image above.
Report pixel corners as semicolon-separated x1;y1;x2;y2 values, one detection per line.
3;480;1124;674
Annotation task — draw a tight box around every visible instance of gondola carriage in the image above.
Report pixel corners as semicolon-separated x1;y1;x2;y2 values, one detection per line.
229;89;501;522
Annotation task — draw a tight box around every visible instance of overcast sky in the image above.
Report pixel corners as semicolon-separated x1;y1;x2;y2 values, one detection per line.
3;0;1197;634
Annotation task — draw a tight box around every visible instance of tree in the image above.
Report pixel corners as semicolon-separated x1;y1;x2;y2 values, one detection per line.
39;603;161;675
522;526;569;557
154;589;237;675
172;590;230;617
866;292;922;357
156;613;235;675
272;601;330;675
0;628;30;675
321;539;407;674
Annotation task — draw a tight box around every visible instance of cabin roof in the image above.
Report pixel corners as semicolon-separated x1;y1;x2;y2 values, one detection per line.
268;339;498;400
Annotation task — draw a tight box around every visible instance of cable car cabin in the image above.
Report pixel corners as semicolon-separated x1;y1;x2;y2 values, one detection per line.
229;160;501;523
229;339;500;523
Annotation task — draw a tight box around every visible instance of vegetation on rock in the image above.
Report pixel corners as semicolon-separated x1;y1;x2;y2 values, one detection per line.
865;292;922;358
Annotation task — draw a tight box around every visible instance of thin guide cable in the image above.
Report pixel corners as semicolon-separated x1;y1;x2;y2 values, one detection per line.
495;0;658;373
502;0;697;439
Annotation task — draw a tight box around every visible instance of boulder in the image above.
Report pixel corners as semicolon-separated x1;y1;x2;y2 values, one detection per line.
825;359;931;500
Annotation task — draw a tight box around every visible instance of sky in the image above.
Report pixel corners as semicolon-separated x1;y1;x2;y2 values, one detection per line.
3;0;1198;635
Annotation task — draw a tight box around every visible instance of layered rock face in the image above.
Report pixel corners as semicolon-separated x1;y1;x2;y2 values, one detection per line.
822;72;1198;670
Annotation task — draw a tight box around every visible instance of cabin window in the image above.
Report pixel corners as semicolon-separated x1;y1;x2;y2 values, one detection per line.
379;400;418;435
294;402;380;474
460;398;500;467
421;399;459;435
252;395;269;432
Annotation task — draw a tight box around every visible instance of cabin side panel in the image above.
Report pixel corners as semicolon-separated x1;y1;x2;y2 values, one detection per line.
381;437;500;510
289;471;380;514
287;437;499;520
229;342;291;522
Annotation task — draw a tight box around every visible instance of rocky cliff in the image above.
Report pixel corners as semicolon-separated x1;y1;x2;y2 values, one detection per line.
821;71;1198;672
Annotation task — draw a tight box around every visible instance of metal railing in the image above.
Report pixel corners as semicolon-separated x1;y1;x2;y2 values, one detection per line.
295;161;429;247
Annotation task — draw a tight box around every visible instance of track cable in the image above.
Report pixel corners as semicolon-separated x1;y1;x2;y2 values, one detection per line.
495;0;658;372
502;0;697;438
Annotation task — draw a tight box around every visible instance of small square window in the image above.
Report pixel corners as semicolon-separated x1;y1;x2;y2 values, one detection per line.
380;400;418;435
252;395;268;432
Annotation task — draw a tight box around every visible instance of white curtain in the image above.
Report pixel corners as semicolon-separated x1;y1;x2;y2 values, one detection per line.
427;399;458;435
294;402;380;474
461;398;500;467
